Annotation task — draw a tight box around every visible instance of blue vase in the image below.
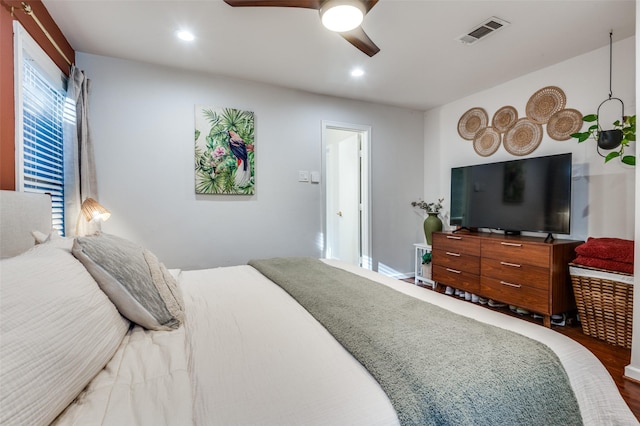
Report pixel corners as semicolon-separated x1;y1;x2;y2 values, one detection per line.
423;212;443;245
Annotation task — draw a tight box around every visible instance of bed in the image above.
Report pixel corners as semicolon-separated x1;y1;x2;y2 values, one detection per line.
0;190;637;426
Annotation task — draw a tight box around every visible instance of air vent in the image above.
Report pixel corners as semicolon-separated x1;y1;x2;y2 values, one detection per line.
456;17;510;45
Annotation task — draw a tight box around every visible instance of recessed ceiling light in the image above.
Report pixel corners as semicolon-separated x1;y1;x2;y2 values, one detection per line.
351;68;364;77
176;30;195;42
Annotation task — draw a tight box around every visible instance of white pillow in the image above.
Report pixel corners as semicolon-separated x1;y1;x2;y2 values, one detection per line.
0;243;130;426
31;229;74;252
72;233;184;331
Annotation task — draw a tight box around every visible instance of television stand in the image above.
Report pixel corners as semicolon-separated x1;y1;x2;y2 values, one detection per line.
544;233;555;243
431;231;582;328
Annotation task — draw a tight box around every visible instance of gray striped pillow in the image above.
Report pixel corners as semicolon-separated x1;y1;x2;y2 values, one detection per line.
72;233;184;330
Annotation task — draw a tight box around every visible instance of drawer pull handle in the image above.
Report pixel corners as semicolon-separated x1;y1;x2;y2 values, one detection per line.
500;242;522;247
446;252;461;257
446;236;462;240
500;280;522;288
446;268;461;274
500;261;521;268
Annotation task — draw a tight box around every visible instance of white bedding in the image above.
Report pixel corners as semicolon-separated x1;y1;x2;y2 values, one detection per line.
53;325;193;425
181;265;398;426
51;260;637;425
179;260;637;426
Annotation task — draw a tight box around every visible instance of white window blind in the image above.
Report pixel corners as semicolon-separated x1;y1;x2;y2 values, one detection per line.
14;22;71;235
21;59;67;233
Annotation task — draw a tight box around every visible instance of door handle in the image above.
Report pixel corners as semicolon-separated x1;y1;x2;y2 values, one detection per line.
337;211;343;216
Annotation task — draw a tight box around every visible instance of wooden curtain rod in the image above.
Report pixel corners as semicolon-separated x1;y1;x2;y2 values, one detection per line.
14;1;72;66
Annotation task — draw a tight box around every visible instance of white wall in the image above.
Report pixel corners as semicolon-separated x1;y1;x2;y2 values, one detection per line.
424;36;636;242
625;0;640;382
77;53;425;274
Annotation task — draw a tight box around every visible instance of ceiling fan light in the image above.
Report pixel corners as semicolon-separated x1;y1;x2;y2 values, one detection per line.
320;1;364;32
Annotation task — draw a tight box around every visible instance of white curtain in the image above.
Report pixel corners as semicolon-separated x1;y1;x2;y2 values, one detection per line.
63;65;100;236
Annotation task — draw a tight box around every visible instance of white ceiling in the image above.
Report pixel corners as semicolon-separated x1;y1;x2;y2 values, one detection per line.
42;0;636;111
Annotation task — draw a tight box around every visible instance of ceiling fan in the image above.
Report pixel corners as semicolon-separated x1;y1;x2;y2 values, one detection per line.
223;0;380;57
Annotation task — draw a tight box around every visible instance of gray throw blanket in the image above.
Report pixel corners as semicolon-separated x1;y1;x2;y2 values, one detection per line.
248;257;583;426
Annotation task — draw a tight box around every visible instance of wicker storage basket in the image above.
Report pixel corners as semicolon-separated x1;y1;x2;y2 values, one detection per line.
570;264;633;349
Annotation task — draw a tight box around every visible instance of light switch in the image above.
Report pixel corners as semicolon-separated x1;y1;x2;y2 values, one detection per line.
310;171;320;183
298;171;310;182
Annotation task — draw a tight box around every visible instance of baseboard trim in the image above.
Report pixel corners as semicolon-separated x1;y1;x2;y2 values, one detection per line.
624;365;640;382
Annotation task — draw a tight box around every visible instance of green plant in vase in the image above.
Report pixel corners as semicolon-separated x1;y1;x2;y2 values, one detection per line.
411;198;444;245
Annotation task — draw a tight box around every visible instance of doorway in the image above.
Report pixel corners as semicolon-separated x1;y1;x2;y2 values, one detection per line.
322;121;371;269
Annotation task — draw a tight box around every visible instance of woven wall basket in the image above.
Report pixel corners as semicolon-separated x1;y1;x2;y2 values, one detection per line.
504;118;543;155
526;86;567;124
492;106;518;133
457;107;488;140
473;127;501;157
547;108;583;141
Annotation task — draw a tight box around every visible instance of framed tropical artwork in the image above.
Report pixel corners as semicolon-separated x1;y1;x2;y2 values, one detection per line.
194;106;255;195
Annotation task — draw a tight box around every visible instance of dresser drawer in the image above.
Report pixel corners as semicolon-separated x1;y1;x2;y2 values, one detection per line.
433;233;481;256
433;265;480;293
432;249;480;274
481;258;549;291
480;276;548;313
481;240;550;268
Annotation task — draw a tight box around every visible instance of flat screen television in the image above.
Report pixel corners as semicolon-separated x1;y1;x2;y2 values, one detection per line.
450;153;572;236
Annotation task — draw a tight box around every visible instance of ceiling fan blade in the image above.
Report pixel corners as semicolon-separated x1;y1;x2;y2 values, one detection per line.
223;0;321;9
224;0;381;56
340;26;380;57
362;0;379;13
224;0;377;11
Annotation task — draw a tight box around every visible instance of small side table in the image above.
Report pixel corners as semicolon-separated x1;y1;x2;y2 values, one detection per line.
414;243;435;288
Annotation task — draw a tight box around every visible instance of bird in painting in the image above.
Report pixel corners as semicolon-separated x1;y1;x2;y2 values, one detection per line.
227;130;251;187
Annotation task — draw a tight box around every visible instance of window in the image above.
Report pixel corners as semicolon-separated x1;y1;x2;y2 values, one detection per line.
14;22;71;235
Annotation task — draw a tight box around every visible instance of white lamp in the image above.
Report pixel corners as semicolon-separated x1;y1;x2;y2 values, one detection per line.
320;0;365;32
75;197;111;235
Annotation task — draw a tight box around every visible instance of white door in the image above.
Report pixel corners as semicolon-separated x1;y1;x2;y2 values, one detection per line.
322;122;370;268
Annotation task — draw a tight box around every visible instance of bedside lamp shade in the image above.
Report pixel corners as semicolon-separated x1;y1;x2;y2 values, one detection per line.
76;197;111;235
80;198;111;222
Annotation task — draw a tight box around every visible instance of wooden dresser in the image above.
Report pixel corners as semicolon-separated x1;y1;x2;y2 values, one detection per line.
432;231;582;327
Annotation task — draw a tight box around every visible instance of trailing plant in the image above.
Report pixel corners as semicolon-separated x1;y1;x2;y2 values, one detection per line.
571;114;636;166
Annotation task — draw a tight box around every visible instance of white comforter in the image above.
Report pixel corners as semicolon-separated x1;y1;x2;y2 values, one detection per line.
53;325;193;425
55;260;638;425
181;265;398;426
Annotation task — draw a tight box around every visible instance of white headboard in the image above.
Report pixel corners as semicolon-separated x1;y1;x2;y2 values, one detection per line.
0;191;52;258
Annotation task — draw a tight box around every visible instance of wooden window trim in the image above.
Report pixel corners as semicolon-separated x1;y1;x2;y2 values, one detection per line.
1;0;74;190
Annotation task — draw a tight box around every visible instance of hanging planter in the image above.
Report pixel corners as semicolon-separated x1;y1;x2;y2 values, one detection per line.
570;32;636;166
596;97;624;149
571;113;636;165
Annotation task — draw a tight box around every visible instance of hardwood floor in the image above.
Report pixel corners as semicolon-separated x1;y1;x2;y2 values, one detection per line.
403;279;640;420
554;319;640;421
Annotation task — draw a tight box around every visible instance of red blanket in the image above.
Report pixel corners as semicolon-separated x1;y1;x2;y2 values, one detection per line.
574;237;634;264
572;255;634;275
